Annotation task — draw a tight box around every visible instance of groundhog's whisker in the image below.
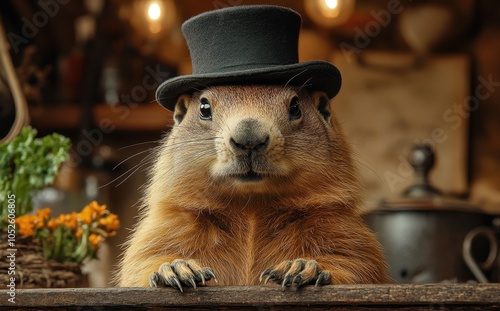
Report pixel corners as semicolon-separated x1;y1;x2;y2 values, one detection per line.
117;140;160;151
115;160;155;188
113;160;154;188
113;148;155;171
152;148;215;178
192;85;206;93
241;194;253;210
173;122;222;133
99;153;156;189
282;133;319;139
161;137;220;149
296;77;314;92
284;69;308;88
350;153;382;182
162;140;217;154
111;164;144;188
168;136;219;143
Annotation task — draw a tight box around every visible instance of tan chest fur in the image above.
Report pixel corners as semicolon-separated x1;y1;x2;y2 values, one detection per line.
194;208;306;286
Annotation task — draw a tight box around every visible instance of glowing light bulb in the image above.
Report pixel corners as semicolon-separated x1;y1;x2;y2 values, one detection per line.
320;0;340;18
305;0;355;26
325;0;338;10
148;2;161;21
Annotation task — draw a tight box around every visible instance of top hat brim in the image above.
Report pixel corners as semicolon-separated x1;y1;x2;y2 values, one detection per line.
156;60;341;111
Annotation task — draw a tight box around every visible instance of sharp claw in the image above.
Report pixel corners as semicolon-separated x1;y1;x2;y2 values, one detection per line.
259;269;271;282
188;277;197;289
196;271;206;286
281;274;292;287
153;261;218;291
264;275;273;285
314;271;330;287
149;272;159;288
172;277;184;293
206;269;218;283
292;275;302;287
315;278;321;287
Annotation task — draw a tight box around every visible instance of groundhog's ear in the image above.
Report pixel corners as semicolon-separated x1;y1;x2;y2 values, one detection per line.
173;95;190;125
312;91;331;125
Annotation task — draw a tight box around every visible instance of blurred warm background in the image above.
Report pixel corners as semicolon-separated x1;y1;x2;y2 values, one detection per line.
1;0;499;286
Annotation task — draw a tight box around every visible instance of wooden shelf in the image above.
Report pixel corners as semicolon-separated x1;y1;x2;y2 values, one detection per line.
29;103;174;131
2;284;500;310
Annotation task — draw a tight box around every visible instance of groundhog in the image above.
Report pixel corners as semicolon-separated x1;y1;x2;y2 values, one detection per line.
117;85;389;290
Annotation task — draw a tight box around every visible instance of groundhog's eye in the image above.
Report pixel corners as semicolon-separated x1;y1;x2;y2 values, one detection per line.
288;96;301;120
199;98;212;120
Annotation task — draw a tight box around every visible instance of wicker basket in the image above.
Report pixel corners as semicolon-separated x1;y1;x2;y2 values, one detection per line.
0;235;88;288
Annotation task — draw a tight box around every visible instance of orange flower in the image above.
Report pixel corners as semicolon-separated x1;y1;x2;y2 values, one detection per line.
87;201;106;217
75;228;84;239
98;213;120;232
12;201;117;264
78;208;93;225
36;208;51;221
18;223;35;236
88;233;104;250
64;212;78;230
78;201;107;224
35;219;45;229
47;218;57;230
17;214;37;237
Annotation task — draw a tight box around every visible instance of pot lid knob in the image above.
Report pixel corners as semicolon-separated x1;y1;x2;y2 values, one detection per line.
404;144;441;198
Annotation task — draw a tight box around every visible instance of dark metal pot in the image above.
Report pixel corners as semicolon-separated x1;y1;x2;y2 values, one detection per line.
364;145;499;283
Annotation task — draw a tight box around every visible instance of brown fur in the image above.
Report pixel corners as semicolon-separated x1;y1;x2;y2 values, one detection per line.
117;85;389;287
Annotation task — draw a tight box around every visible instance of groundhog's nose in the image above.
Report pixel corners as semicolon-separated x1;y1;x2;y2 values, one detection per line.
229;118;270;154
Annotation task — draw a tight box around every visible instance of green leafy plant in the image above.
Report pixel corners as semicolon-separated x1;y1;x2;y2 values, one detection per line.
0;126;71;222
1;127;119;264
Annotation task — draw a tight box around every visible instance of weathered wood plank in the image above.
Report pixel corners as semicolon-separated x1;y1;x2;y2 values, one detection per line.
2;284;500;310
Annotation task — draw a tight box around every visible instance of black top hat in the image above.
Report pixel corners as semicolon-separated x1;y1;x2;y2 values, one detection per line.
156;5;341;111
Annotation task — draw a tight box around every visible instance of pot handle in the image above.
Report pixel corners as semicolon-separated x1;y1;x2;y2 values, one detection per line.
462;226;498;283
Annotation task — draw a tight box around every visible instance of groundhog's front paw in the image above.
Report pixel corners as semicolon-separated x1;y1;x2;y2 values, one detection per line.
149;259;217;292
260;259;331;287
